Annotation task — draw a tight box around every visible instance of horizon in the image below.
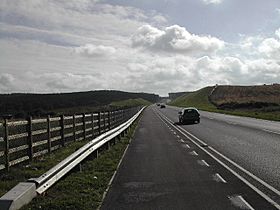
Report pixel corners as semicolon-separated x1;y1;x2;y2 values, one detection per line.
1;0;280;95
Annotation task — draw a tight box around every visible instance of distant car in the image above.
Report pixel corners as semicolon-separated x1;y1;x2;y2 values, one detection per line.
160;104;166;108
178;107;200;124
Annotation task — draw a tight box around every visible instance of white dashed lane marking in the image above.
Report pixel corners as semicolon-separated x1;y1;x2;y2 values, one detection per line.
213;173;227;183
228;195;255;210
189;151;198;156
197;160;210;167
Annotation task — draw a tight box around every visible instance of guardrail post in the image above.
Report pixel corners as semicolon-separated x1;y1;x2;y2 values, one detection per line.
4;119;10;172
27;116;33;162
60;115;65;147
83;113;86;140
73;115;76;142
47;115;51;153
91;113;94;137
98;112;101;135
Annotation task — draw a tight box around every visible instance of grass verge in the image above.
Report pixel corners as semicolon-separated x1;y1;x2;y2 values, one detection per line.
0;141;88;197
21;117;140;210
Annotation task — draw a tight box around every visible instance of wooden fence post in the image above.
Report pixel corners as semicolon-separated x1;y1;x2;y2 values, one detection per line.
91;113;94;137
60;115;65;146
4;119;10;172
108;111;111;130
83;113;86;140
73;115;76;142
27;116;33;162
98;112;101;135
47;115;51;153
103;111;106;131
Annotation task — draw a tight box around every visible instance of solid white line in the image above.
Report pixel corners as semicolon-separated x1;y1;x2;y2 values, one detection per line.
262;129;280;135
154;110;280;209
213;173;227;183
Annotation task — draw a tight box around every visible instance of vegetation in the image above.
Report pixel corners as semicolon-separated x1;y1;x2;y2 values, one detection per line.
0;90;159;119
170;87;216;111
169;85;280;121
0;140;88;197
22;119;139;210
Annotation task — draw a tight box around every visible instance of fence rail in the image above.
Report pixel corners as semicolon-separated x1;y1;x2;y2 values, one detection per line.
0;106;141;172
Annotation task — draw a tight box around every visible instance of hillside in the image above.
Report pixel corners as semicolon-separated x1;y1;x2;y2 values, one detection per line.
169;85;280;121
210;84;280;108
0;90;159;118
169;87;216;111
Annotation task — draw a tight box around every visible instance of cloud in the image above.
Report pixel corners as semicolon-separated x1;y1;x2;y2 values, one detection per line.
75;44;116;57
131;25;224;55
202;0;223;5
275;28;280;39
0;73;15;92
259;38;280;59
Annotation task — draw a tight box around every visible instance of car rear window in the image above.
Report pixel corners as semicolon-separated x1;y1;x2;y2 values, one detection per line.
184;109;198;114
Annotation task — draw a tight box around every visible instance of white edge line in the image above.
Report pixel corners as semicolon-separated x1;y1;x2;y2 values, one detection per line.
154;110;280;210
98;114;142;210
263;129;280;135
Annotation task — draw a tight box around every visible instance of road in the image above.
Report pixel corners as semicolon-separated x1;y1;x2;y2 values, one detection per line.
101;105;280;209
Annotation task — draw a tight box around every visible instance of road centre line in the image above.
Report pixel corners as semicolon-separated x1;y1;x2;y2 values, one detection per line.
154;110;280;209
198;160;210;167
190;151;199;156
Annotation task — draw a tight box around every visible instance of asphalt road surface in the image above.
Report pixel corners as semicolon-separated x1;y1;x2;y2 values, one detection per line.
101;106;280;210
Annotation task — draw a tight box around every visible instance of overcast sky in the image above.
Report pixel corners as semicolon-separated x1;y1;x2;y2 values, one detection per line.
1;0;280;96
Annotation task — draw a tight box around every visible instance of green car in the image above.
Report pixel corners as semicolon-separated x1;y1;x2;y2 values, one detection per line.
178;107;200;124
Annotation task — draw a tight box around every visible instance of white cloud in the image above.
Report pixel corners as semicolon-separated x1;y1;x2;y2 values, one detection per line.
75;44;116;57
202;0;223;5
259;38;280;59
275;28;280;39
132;25;224;55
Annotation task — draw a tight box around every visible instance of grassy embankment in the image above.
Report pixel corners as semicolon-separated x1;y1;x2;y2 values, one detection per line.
23;119;139;210
169;86;280;121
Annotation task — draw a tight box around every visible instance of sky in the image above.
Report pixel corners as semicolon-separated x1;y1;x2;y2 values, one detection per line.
0;0;280;96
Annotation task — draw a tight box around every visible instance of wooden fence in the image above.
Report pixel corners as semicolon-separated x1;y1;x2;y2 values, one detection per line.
0;107;140;172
